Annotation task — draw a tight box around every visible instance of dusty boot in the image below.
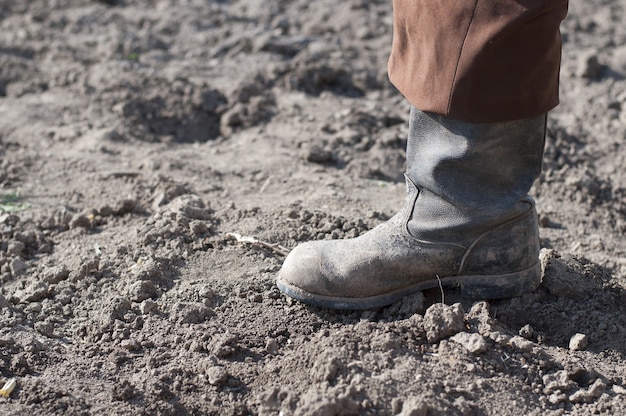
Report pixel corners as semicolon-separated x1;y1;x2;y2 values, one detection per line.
277;107;546;309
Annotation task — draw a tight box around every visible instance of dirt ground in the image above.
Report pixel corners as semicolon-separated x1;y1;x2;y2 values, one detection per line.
1;0;625;415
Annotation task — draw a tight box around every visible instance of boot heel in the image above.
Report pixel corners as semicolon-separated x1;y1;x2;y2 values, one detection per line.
457;262;541;299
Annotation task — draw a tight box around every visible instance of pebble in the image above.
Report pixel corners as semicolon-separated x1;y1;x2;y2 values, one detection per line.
305;144;333;164
265;338;278;355
509;335;535;353
70;213;91;229
612;385;626;395
519;324;535;340
569;333;588;351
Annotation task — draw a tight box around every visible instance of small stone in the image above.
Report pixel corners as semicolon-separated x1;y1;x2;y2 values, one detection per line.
248;293;263;303
450;332;488;354
189;220;208;236
612;385;626;395
313;355;342;382
509;335;535;353
207;365;228;386
42;265;70;284
305;144;333;164
569;333;588;351
540;249;601;299
519;324;535;340
110;297;132;320
98;205;113;217
423;303;465;343
70;213;91;229
265;338;278;355
199;286;215;299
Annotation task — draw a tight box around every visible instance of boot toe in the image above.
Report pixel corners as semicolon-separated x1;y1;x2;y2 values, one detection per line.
277;242;328;295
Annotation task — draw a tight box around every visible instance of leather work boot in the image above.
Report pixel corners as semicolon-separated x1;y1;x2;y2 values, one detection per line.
277;107;546;309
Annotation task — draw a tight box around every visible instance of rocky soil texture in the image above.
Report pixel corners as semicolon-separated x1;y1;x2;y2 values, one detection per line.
1;0;626;415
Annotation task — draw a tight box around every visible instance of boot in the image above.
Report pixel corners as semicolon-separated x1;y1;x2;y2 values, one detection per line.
277;107;546;309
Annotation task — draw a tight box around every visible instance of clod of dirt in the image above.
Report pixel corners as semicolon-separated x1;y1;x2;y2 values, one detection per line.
127;280;157;303
397;396;428;416
120;339;141;352
577;50;604;78
171;302;214;324
206;365;229;386
9;258;28;276
540;249;602;299
313;354;344;382
423;303;465;343
450;332;488;354
0;293;10;308
13;281;49;303
6;240;25;257
294;385;360;416
139;299;158;315
166;195;212;221
543;370;578;394
569;378;607;404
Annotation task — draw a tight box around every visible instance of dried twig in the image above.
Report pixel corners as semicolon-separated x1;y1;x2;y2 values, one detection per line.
225;232;290;257
436;275;445;304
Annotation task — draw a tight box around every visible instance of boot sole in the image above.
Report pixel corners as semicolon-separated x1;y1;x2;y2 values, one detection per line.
276;262;541;310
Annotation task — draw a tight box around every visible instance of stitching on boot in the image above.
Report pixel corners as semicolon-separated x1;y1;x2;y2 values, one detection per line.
402;174;420;238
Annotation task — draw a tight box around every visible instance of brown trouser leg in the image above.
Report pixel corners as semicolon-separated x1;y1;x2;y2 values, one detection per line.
388;0;569;123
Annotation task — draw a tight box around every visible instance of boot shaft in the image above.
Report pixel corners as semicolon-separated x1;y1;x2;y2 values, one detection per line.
405;107;546;244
